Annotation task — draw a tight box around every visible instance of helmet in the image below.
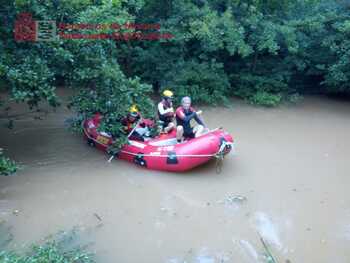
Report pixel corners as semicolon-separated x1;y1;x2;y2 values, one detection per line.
129;104;139;117
162;89;174;99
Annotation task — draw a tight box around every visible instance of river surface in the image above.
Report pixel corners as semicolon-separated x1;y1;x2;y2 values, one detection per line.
0;91;350;263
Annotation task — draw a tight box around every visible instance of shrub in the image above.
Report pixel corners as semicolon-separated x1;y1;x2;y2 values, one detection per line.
0;227;95;263
0;149;18;176
249;91;282;107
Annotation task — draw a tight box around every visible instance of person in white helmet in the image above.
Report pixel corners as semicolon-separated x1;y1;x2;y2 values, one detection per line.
175;96;205;143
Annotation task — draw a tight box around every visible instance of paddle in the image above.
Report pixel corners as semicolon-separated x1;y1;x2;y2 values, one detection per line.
127;119;142;138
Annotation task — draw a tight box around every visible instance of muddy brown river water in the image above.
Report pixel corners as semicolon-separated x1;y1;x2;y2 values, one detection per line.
0;92;350;263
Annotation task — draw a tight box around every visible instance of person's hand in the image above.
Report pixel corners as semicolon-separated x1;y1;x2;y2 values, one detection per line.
196;110;202;115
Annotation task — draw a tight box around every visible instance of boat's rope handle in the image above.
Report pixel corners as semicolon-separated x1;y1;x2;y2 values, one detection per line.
215;140;233;173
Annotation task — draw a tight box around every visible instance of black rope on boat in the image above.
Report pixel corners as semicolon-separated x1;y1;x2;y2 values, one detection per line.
215;139;232;174
215;152;225;174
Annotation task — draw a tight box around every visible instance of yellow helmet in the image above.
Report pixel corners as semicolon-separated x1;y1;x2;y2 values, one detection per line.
162;89;174;99
129;104;139;116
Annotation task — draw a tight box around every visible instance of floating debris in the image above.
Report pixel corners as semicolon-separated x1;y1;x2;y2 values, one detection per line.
253;212;282;250
259;232;278;263
217;194;247;206
12;209;20;216
93;213;102;221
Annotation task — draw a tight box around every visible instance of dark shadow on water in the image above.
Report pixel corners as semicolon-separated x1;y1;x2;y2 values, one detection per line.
326;93;350;102
187;159;218;174
176;158;234;177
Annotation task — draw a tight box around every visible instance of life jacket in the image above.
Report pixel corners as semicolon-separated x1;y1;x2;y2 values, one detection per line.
175;106;195;130
158;100;174;122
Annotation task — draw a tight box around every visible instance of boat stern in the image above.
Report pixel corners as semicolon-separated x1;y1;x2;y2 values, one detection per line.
216;129;234;156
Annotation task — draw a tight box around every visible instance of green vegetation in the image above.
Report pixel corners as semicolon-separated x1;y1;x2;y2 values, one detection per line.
1;1;348;107
0;0;349;144
0;149;18;175
0;241;94;263
0;224;95;263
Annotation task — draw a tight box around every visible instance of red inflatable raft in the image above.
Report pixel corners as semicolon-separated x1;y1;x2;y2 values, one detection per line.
82;114;234;172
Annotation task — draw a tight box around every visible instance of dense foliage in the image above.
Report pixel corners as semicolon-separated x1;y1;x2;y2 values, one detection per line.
0;0;349;150
1;0;349;108
134;0;350;105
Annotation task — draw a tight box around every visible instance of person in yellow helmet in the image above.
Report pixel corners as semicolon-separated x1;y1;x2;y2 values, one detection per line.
121;105;143;140
157;89;175;133
121;104;154;141
129;105;139;118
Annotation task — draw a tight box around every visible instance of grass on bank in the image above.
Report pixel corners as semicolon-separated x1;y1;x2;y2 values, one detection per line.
0;224;95;263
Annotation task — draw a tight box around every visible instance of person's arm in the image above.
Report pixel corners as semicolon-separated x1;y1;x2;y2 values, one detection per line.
194;114;204;126
120;117;130;132
158;103;174;115
177;108;196;123
166;107;174;115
